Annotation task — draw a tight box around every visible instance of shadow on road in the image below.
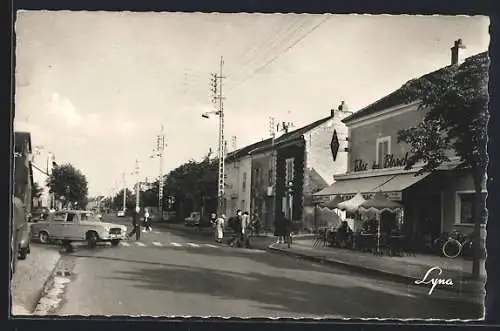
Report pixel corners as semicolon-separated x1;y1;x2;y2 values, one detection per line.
101;263;482;319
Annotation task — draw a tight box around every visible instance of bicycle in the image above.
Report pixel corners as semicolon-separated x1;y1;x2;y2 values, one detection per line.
438;231;473;259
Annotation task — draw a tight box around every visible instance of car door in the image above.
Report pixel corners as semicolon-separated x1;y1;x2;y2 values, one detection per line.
63;212;81;240
49;212;67;239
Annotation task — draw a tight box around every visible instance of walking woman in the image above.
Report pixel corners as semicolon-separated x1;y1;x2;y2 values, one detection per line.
215;214;226;243
142;208;152;232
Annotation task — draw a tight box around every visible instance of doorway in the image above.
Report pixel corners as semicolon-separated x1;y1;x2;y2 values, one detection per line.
417;193;442;243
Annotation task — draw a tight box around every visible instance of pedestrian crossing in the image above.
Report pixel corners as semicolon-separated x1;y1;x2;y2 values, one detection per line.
117;241;220;249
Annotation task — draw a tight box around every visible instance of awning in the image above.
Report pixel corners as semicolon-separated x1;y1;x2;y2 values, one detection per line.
313;172;431;199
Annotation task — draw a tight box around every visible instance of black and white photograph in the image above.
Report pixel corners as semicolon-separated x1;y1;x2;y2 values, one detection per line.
11;11;490;320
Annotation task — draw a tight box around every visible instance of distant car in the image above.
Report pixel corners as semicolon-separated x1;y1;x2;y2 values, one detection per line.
117;210;125;217
11;196;32;276
31;210;127;247
184;212;201;226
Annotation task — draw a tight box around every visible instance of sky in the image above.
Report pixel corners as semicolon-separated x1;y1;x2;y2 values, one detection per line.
14;12;490;198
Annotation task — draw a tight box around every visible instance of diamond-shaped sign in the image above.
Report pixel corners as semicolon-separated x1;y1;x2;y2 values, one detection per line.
331;130;340;161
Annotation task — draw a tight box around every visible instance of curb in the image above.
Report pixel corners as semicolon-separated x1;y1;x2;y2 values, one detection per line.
266;245;484;299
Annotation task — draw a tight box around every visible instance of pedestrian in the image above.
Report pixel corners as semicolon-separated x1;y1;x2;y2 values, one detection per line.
127;206;141;240
143;208;152;232
241;211;251;248
274;211;286;244
215;214;226;243
230;210;243;247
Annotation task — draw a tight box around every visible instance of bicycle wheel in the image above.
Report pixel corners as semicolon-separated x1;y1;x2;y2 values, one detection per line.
442;239;462;258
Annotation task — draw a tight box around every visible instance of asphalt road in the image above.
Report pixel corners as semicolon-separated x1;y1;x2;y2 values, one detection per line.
52;219;483;319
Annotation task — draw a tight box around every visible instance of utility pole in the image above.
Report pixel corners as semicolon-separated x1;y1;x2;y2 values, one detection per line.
133;159;140;211
209;56;226;217
151;125;166;220
122;172;126;211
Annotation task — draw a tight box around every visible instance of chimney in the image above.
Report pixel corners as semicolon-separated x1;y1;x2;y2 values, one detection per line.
451;39;466;65
338;100;348;112
330;109;335;118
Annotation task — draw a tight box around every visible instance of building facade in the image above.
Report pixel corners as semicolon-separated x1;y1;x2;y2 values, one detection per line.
14;132;34;212
314;44;487;249
224;140;271;217
250;105;350;231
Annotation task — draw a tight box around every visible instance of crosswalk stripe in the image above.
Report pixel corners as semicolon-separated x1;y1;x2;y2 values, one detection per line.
187;243;200;247
205;244;218;248
121;242;131;247
170;242;182;247
154;231;161;234
135;242;146;247
152;242;163;247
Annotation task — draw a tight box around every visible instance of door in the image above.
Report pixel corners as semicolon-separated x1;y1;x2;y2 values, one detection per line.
63;213;81;240
417;194;442;242
49;212;67;238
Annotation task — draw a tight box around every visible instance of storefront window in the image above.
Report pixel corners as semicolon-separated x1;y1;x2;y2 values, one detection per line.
458;192;487;224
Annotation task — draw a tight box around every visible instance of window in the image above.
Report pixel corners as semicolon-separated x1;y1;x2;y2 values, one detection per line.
456;192;487;224
285;158;295;183
54;213;67;222
66;213;76;222
242;172;247;192
376;137;391;167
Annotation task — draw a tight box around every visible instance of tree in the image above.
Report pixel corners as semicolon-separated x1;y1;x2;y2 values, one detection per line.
112;189;135;211
164;155;218;218
32;182;44;200
397;52;488;279
46;163;89;209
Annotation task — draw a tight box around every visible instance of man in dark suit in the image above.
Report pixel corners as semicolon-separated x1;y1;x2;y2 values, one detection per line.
127;207;141;240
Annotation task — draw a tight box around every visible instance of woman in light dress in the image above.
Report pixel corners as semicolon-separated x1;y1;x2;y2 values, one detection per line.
215;214;226;243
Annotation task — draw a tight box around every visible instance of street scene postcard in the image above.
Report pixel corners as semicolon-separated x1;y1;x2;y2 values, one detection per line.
11;11;490;320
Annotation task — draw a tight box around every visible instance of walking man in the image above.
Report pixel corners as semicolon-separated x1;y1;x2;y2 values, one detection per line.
241;211;251;248
128;206;141;240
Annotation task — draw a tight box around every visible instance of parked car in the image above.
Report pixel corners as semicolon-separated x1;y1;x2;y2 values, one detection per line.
184;212;201;226
11;196;32;277
117;210;125;217
31;210;127;247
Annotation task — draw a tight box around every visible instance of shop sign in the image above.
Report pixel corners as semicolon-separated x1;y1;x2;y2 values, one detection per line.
353;153;410;172
312;195;330;204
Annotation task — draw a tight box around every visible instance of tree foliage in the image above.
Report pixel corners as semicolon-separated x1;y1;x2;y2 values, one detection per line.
46;163;89;208
164;155;218;217
111;189;135;211
32;182;44;199
397;52;489;279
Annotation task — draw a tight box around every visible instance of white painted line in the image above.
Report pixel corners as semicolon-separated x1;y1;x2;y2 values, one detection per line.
152;242;163;247
120;242;131;247
205;244;218;248
154;231;161;234
170;242;182;247
187;243;200;247
135;242;146;247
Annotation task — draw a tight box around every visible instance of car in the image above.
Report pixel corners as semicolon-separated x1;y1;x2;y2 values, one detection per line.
184;212;201;226
31;210;127;248
11;196;32;277
117;210;125;217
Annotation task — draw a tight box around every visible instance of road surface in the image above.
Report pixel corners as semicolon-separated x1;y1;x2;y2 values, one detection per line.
50;222;482;319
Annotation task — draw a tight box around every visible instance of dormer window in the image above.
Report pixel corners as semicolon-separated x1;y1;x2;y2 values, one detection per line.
376;136;391;168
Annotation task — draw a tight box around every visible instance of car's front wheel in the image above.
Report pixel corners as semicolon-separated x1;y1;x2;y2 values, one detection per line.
86;231;99;248
110;239;120;247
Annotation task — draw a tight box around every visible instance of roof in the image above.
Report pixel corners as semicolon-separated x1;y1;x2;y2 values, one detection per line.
342;51;488;124
226;138;274;162
14;131;32;154
249;115;332;155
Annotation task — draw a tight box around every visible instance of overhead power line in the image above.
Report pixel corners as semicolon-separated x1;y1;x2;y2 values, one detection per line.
227;15;330;93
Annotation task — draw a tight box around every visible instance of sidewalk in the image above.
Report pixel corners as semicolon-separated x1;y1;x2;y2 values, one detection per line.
267;238;486;297
10;244;62;315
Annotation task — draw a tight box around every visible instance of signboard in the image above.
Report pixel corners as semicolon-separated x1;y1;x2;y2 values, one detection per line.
312;195;331;205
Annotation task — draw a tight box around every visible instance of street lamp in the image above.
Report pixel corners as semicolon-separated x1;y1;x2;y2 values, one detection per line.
201;109;225;217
